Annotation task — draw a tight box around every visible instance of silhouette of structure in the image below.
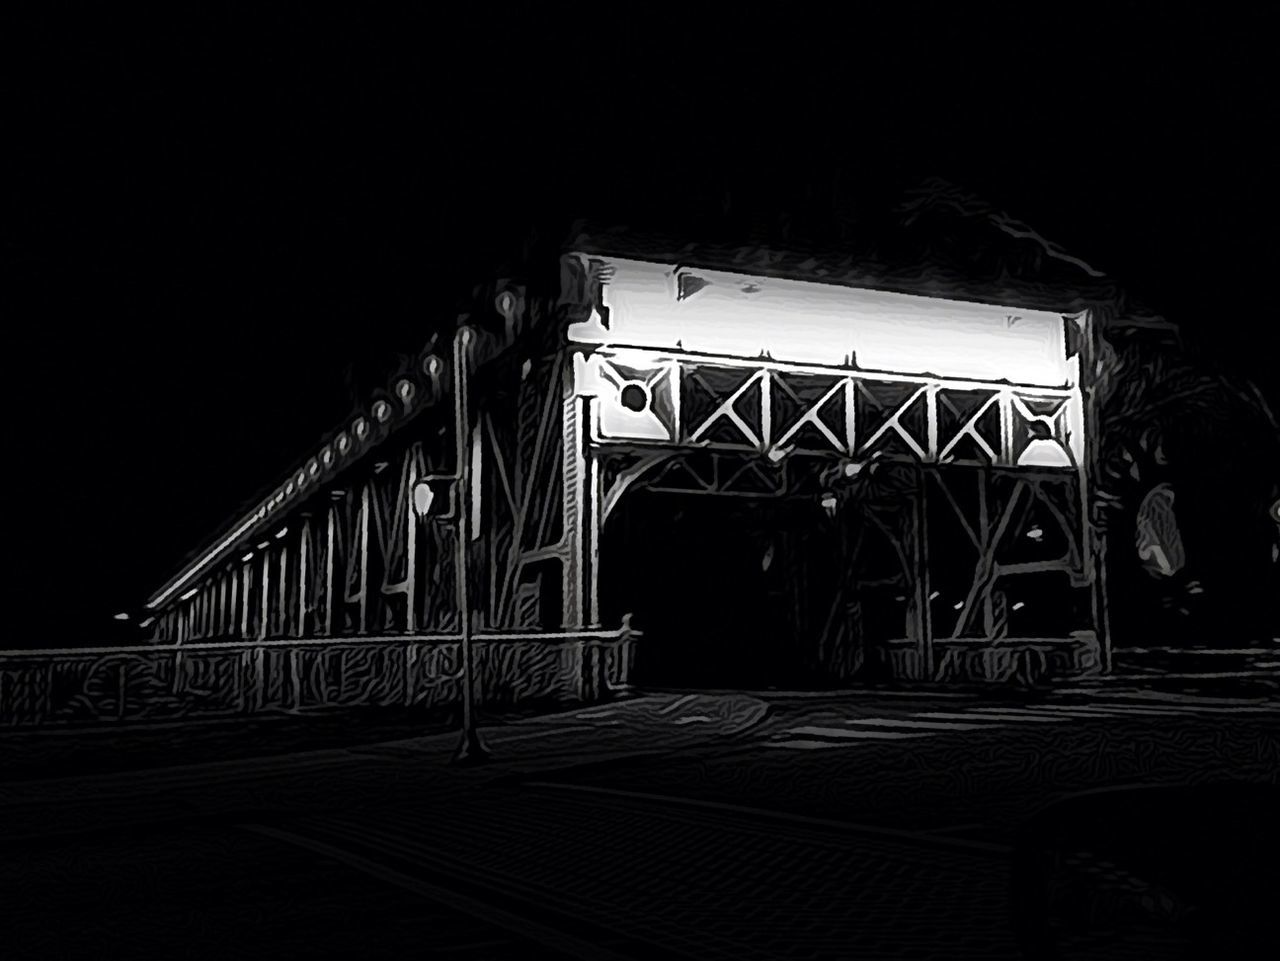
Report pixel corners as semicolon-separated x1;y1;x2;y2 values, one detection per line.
136;182;1185;701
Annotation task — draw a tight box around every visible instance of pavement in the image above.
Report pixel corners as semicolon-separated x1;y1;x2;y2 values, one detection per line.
0;692;770;841
3;684;1276;960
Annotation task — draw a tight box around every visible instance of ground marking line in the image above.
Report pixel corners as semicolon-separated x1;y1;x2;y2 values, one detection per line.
242;822;645;961
839;717;1001;731
916;711;1066;724
783;725;934;741
519;780;1014;857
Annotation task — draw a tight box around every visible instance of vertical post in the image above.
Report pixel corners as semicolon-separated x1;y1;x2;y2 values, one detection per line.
453;326;490;765
117;661;128;721
298;519;309;636
843;376;857;455
978;473;995;637
405;461;419;634
220;574;230;637
1076;309;1112;673
358;485;370;635
998;389;1015;468
914;464;934;681
229;569;239;638
760;368;773;451
240;560;251;639
324;507;336;636
925;383;939;464
278;544;289;638
259;550;271;641
581;396;600;629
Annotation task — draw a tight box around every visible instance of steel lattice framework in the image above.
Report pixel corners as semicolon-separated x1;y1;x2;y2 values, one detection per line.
577;347;1082;470
140;250;1110;688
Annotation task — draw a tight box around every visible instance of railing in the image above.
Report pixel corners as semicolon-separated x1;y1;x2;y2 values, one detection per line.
0;620;638;729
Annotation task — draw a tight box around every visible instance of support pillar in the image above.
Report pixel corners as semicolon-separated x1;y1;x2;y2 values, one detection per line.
259;550;271;641
297;519;309;636
561;391;601;630
323;506;336;636
913;465;934;681
357;485;370;634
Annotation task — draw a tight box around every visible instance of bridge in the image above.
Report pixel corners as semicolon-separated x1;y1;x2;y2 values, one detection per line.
2;236;1129;727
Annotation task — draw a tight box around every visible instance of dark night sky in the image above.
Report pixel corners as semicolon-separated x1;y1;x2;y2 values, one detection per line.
15;8;1277;640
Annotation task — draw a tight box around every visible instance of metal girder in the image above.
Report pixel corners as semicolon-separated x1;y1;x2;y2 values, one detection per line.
578;348;1081;471
630;450;791;499
937;470;1089;640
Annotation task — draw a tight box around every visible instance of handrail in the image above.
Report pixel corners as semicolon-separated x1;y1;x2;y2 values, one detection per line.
0;626;640;660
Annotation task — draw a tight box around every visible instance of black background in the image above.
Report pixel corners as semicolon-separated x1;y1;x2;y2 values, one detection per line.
13;7;1276;639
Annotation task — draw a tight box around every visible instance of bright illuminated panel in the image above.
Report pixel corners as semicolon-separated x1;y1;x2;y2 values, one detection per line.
567;256;1071;387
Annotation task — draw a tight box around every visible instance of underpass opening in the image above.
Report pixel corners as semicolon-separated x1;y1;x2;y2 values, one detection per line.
598;454;915;691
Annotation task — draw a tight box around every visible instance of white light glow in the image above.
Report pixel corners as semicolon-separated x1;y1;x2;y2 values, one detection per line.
568;256;1071;386
412;480;435;518
242;553;254;562
274;528;288;539
1012;601;1026;611
1017;439;1074;469
929;591;941;601
140;617;155;628
180;588;197;602
113;612;129;621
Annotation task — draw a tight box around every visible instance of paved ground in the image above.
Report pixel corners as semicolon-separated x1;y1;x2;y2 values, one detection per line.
526;687;1280;845
2;686;1276;959
5;822;574;960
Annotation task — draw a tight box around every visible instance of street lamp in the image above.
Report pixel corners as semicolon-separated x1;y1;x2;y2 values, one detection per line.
449;327;490;765
409;326;490;765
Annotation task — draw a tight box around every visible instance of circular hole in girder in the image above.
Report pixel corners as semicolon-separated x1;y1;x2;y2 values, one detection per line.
619;382;649;413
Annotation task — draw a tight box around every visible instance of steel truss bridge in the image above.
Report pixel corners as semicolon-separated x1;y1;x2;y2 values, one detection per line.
571;345;1098;670
123;263;1105;693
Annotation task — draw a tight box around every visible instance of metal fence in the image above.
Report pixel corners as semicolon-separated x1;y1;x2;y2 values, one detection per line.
0;622;637;729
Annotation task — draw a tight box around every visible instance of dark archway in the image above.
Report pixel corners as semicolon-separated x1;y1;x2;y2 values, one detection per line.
600;490;811;690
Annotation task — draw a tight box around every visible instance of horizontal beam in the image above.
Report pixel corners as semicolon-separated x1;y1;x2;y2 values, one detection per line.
994;559;1076;577
582;347;1083;473
588;343;1076;397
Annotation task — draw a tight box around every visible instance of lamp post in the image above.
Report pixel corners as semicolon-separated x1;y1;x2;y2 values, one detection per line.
450;326;490;765
411;326;490;765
